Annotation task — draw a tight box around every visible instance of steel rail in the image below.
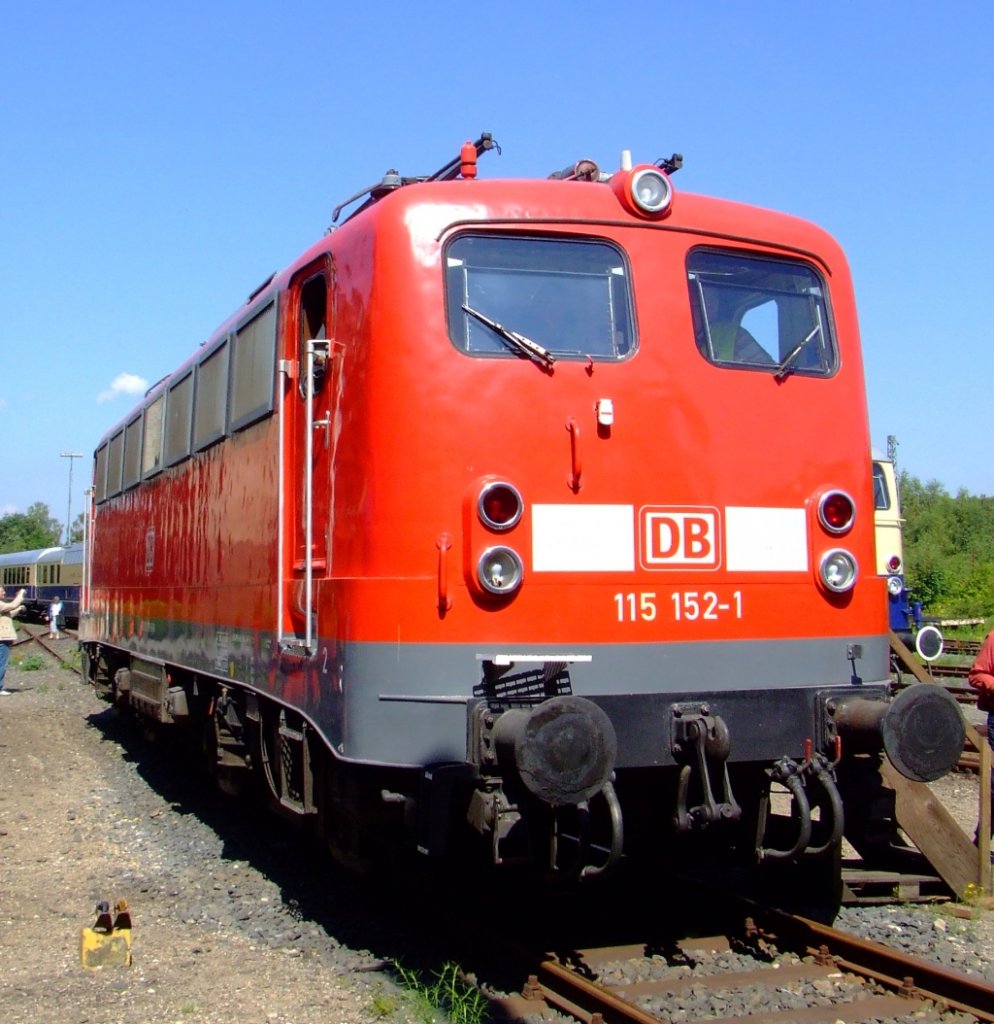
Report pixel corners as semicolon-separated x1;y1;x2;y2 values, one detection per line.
749;900;994;1022
516;946;930;1024
499;902;994;1024
10;624;81;675
944;639;982;657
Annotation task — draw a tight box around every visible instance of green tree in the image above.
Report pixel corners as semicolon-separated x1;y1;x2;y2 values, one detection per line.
899;471;994;622
0;503;62;553
69;512;85;544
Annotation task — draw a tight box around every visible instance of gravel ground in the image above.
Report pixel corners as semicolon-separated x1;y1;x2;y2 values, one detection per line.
2;638;993;1023
0;642;428;1024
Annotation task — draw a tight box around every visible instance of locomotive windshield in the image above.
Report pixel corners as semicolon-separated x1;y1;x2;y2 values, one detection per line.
688;250;837;376
445;235;636;361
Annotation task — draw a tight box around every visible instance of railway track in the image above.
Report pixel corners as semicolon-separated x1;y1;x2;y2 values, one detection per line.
944;639;983;658
495;899;994;1024
928;664;972;680
12;622;80;674
894;663;975;700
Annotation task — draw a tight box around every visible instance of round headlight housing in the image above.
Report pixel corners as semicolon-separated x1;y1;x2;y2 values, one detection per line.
820;549;858;593
887;575;904;596
630;167;673;214
477;546;524;596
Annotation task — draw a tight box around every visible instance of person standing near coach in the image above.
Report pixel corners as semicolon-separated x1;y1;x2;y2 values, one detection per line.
48;594;63;639
968;627;994;841
0;585;26;696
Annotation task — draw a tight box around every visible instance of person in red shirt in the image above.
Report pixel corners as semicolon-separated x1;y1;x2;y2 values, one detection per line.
968;629;994;842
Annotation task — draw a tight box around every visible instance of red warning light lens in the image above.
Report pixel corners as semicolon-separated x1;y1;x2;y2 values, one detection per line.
818;491;855;534
478;482;523;531
887;555;902;573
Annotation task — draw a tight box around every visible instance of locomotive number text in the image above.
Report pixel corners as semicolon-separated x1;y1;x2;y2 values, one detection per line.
614;591;743;622
671;590;742;621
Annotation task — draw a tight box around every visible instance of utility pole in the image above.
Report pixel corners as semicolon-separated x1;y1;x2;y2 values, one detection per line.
886;434;899;469
60;451;83;546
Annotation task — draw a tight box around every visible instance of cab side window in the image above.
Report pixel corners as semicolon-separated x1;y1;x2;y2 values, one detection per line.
688;249;837;376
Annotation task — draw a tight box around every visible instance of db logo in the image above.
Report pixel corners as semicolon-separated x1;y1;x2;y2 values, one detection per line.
639;506;721;570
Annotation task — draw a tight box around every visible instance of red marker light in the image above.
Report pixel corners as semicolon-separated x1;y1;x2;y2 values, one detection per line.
478;482;523;531
818;491;855;534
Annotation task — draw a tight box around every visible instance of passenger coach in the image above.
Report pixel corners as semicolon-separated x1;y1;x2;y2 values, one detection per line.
0;543;83;626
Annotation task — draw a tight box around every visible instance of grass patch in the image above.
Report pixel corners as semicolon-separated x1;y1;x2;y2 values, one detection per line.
393;961;488;1024
13;653;45;672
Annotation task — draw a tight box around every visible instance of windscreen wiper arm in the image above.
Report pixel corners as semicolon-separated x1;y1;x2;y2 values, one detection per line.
462;304;556;369
774;324;821;382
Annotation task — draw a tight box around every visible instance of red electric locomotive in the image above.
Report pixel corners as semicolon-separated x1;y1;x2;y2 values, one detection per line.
80;135;963;896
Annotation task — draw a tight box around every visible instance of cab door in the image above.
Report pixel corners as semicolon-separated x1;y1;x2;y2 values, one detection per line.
282;258;337;651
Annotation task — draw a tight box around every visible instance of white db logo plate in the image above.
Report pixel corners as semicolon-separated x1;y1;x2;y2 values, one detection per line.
640;507;720;570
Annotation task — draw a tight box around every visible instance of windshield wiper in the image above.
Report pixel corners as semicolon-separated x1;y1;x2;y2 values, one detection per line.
774;324;821;382
462;304;556;369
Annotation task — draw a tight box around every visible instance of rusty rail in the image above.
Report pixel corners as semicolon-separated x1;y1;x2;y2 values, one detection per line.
498;902;994;1024
11;623;80;675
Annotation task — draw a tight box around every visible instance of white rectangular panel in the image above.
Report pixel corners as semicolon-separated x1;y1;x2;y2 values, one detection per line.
532;504;635;572
725;506;808;572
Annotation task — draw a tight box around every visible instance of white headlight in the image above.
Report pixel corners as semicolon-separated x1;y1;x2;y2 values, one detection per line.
820;549;858;593
630;168;672;213
887;575;904;596
478;546;524;595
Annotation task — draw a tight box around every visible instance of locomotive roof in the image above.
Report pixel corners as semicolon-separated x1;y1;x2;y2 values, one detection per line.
93;140;849;452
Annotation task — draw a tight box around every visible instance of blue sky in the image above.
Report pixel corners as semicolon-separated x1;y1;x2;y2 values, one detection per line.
2;1;992;534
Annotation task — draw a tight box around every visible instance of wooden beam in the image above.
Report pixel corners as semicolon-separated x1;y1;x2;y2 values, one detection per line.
979;739;992;895
880;759;980;898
